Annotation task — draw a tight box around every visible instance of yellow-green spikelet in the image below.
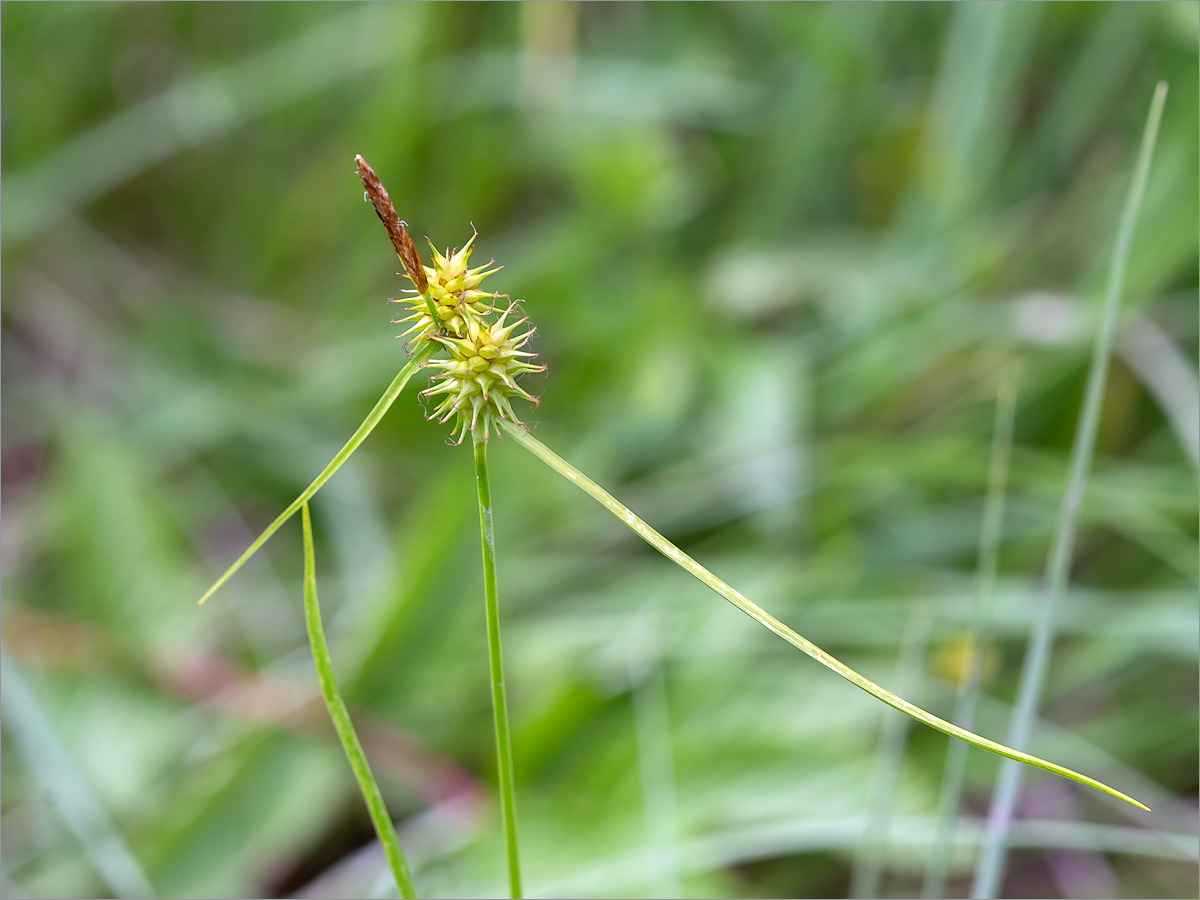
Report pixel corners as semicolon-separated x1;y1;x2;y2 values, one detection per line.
391;232;500;341
421;306;545;442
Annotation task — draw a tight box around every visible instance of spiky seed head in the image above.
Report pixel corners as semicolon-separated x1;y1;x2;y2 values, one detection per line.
353;159;544;443
420;306;545;443
390;230;501;342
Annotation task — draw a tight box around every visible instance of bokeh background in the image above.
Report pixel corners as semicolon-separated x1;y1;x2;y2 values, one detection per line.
2;3;1197;898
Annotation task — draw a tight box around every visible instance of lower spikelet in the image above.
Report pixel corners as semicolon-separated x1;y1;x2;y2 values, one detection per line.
420;305;545;443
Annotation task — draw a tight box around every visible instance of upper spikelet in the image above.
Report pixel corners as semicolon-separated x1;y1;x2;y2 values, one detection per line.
357;155;542;442
391;232;501;342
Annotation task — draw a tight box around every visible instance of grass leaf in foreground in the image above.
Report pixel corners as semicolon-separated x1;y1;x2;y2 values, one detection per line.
301;503;418;900
499;419;1148;812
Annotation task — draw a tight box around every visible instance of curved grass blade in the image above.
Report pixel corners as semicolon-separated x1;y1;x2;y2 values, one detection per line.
198;343;436;605
302;504;418;899
970;80;1169;899
499;420;1148;811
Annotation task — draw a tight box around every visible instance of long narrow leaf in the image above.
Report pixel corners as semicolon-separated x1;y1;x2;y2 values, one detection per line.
500;419;1147;811
198;344;435;605
923;381;1018;899
970;80;1169;900
1;658;156;899
301;503;418;899
851;600;934;900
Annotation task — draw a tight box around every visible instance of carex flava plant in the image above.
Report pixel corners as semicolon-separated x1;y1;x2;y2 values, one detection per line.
197;154;1149;899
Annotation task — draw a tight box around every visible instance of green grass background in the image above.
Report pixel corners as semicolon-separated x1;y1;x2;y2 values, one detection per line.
2;3;1197;898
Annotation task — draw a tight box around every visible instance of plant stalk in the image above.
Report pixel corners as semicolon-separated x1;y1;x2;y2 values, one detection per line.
198;342;436;605
301;503;417;899
851;599;934;900
473;430;523;898
970;80;1168;900
626;614;683;899
922;381;1017;899
499;419;1146;811
2;657;157;899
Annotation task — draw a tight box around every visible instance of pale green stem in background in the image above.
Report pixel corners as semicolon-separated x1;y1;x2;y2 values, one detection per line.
473;429;523;899
198;342;436;605
499;420;1147;810
850;600;934;900
970;80;1167;900
626;613;684;900
301;504;418;900
1;656;156;899
923;381;1017;899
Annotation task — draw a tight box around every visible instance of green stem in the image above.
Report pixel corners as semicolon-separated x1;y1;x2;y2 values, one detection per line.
851;600;934;900
198;342;436;605
301;503;417;900
626;614;683;900
422;289;442;335
473;430;523;898
970;80;1168;900
499;419;1147;811
922;381;1017;899
2;657;156;899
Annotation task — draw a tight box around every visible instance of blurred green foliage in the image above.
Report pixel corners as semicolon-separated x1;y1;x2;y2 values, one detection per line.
2;3;1197;898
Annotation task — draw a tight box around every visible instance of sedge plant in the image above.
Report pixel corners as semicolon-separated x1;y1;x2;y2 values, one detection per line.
197;153;1151;899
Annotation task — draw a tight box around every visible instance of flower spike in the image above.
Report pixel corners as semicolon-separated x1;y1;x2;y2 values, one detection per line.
419;304;545;442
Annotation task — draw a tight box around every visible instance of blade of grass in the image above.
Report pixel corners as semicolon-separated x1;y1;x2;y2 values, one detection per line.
1117;315;1200;469
499;419;1147;811
301;503;418;900
0;656;156;899
472;430;523;899
922;380;1017;899
970;79;1168;900
626;614;683;900
850;599;934;900
198;343;436;605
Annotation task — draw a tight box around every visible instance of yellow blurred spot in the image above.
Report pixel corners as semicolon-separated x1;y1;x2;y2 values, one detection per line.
933;634;998;687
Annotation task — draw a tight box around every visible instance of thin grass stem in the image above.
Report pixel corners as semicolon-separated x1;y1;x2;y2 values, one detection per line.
301;503;417;900
473;430;523;898
198;342;436;605
1;657;156;899
499;419;1147;811
626;614;683;900
922;381;1017;899
970;79;1168;900
851;600;934;900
